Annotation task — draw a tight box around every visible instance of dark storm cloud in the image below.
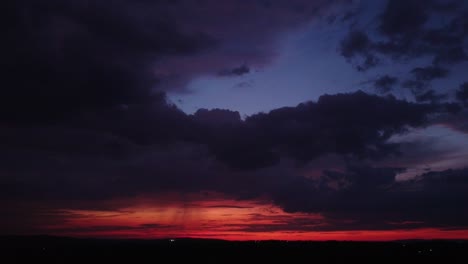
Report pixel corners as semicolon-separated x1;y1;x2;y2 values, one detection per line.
339;0;468;72
340;31;371;58
434;82;468;133
1;0;341;124
72;96;193;145
374;0;468;61
337;0;467;122
271;165;468;230
0;91;440;199
271;166;403;214
401;80;428;93
433;46;468;65
402;65;449;97
340;30;379;71
1;0;214;123
414;90;448;103
410;66;449;81
378;0;428;37
431;106;468;134
6;145;468;231
1;90;466;230
242;91;434;163
373;75;398;93
218;64;250;77
456;82;468;105
183;91;436;170
193;108;242;124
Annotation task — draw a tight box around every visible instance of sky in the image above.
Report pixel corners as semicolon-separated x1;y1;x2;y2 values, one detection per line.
2;0;468;241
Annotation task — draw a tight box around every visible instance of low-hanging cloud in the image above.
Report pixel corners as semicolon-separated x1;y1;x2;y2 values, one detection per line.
2;0;468;234
0;0;341;124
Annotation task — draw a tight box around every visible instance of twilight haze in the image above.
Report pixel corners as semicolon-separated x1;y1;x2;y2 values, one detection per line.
2;0;468;241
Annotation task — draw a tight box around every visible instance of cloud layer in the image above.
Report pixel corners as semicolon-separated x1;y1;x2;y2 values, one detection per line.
339;0;468;101
1;0;339;123
2;0;468;235
2;88;463;231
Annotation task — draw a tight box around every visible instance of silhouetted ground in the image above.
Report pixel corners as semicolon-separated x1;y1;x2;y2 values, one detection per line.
1;236;468;263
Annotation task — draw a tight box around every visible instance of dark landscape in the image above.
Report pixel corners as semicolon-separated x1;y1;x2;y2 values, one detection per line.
2;236;468;262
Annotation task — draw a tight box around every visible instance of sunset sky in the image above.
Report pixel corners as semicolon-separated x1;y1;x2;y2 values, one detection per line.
2;0;468;241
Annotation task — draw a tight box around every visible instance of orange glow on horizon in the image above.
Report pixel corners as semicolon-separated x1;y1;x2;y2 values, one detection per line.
35;193;468;241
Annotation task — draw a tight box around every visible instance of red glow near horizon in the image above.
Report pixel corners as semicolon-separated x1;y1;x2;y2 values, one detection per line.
29;193;468;241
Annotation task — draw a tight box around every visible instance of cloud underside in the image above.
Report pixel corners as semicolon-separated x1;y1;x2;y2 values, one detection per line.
1;0;468;233
2;89;467;230
1;0;337;123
